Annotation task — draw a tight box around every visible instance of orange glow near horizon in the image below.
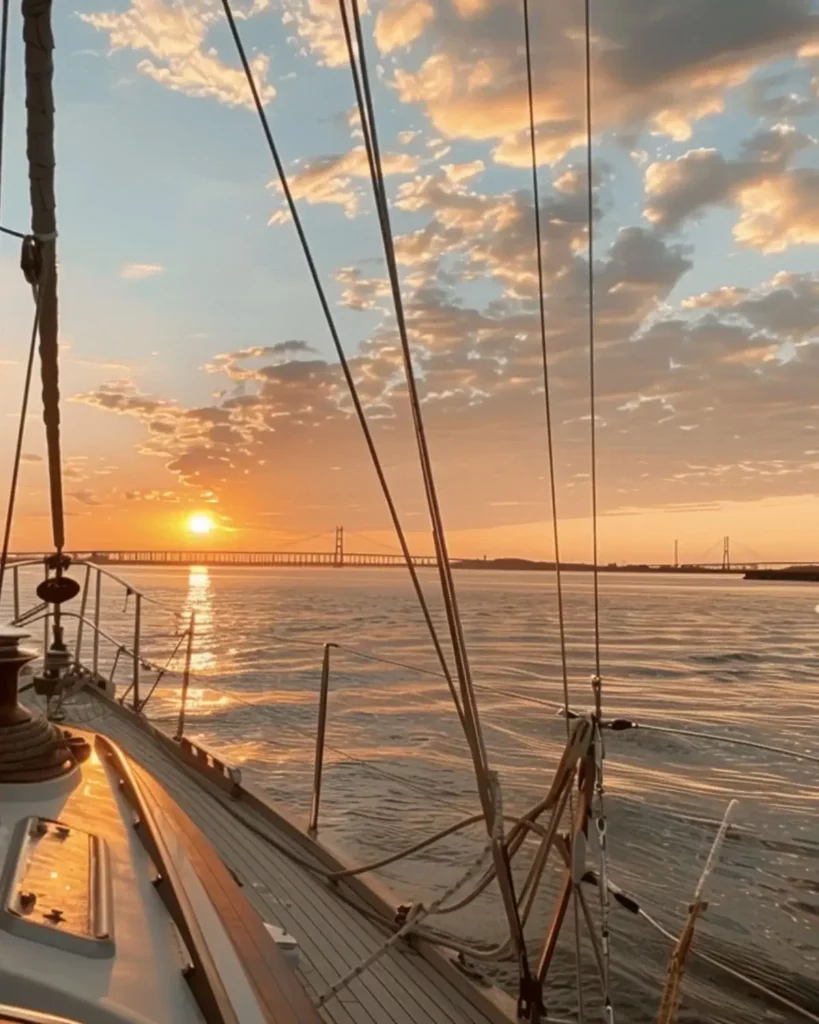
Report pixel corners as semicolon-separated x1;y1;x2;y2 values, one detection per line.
187;513;215;536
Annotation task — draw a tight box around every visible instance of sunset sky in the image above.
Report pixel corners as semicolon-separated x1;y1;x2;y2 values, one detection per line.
1;0;818;563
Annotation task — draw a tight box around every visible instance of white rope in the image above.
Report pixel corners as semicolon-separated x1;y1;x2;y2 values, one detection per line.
314;773;505;1008
641;907;819;1024
657;799;738;1024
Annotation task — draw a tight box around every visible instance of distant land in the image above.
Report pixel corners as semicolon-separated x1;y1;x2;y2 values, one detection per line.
8;551;818;578
452;558;737;574
743;567;819;582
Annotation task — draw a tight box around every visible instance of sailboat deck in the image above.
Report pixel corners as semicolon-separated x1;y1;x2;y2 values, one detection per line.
80;704;508;1024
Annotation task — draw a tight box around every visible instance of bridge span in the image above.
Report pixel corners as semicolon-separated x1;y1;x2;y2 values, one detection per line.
5;549;815;573
6;548;438;569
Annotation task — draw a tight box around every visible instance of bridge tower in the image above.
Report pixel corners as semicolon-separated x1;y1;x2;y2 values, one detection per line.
334;526;344;567
722;535;730;571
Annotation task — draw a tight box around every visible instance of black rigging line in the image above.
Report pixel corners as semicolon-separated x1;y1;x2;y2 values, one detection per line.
0;0;8;224
583;0;601;680
337;0;536;999
522;0;571;735
0;260;48;603
582;5;611;1019
337;0;493;801
217;0;465;729
522;2;585;1015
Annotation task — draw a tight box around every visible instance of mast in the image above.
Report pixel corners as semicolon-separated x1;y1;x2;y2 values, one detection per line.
23;0;64;561
24;0;75;661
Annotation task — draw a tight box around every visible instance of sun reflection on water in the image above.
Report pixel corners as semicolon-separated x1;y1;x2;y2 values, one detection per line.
184;566;215;672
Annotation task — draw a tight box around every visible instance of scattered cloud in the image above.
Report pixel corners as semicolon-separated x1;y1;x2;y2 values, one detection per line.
375;0;434;53
67;489;103;506
270;146;419;220
734;169;819;252
644;125;813;230
120;263;165;281
82;0;275;107
45;0;819;546
390;0;819;166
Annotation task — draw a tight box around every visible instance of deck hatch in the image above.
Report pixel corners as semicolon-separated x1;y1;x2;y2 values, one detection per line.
0;816;114;958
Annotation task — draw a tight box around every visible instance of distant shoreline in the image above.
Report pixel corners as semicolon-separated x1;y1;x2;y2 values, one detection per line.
451;559;740;574
9;553;817;578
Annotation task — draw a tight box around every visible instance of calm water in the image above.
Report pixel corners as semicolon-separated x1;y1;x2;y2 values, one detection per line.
10;567;819;1021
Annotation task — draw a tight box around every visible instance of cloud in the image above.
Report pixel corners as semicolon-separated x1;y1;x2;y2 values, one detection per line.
747;69;819;119
68;489;103;506
82;0;275;107
644;125;813;229
734;169;819;252
682;271;819;340
282;0;364;68
335;266;391;310
375;0;434;53
204;341;318;374
270;146;419;220
391;163;597;301
20;453;42;464
72;256;819;533
124;489;180;502
387;0;819;166
120;263;165;280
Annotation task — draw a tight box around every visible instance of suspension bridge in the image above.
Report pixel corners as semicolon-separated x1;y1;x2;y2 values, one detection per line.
5;530;814;572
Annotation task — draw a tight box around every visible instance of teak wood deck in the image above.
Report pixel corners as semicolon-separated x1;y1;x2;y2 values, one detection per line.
74;698;514;1024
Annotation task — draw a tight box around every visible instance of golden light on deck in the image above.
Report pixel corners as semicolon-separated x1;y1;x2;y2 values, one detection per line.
187;513;215;535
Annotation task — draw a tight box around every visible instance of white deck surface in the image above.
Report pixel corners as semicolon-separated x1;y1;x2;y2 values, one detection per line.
0;742;203;1024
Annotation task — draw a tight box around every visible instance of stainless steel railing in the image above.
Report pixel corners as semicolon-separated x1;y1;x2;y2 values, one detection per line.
7;558;193;715
4;559;484;832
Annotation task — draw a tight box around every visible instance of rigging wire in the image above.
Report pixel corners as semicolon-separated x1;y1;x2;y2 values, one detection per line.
580;2;613;1018
0;257;47;604
334;6;537;1002
216;0;467;733
521;0;572;742
336;0;494;820
583;6;601;684
521;2;586;1014
0;0;8;224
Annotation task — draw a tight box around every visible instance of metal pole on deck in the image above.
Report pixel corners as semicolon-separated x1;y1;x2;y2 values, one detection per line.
91;568;101;677
42;563;49;655
12;566;19;621
132;592;141;710
174;613;195;740
75;563;90;665
308;642;335;835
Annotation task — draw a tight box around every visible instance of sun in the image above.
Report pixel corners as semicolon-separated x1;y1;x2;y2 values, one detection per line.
187;513;215;536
